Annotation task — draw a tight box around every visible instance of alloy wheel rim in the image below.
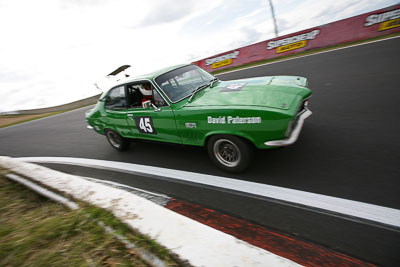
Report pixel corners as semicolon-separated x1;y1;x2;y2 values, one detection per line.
213;139;241;167
107;132;121;148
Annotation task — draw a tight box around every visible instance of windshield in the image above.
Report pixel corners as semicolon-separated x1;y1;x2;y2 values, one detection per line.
155;65;215;103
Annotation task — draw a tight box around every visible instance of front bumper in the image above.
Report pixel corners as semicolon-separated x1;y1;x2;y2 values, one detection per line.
265;109;312;147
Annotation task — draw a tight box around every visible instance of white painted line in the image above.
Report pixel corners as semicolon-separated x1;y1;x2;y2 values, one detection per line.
215;35;400;76
83;176;171;206
83;176;170;199
17;156;400;229
0;156;301;266
5;173;79;210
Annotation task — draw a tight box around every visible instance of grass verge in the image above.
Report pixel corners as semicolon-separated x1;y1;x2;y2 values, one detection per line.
0;103;96;129
0;112;65;129
211;32;400;75
0;170;184;266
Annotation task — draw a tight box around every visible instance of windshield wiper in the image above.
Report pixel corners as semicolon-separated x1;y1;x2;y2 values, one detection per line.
188;83;210;102
210;77;219;88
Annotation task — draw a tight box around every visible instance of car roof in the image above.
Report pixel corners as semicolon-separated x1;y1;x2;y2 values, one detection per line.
102;63;195;94
119;63;189;84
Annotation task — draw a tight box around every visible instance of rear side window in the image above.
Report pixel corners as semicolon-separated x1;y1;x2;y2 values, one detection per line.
105;86;126;109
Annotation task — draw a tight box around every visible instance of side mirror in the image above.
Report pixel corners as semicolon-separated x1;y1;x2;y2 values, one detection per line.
142;100;152;109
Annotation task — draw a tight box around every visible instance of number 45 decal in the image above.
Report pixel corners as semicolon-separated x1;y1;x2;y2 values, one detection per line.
134;116;157;135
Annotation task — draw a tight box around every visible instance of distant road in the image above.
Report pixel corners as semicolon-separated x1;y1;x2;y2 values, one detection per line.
1;94;100;115
1;37;399;266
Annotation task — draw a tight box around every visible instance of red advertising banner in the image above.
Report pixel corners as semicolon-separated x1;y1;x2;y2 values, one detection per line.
193;4;400;72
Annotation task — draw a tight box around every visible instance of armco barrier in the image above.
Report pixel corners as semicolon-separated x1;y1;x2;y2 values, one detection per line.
193;4;400;73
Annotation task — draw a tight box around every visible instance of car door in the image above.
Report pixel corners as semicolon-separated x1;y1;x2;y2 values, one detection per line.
103;85;132;137
126;86;180;143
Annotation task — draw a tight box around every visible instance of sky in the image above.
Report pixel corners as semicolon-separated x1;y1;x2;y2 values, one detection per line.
0;0;398;113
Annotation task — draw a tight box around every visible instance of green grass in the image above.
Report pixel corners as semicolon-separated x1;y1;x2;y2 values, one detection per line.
0;171;184;266
211;32;400;75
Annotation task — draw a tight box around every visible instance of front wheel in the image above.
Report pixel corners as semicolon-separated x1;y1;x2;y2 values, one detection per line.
207;135;254;173
105;129;130;151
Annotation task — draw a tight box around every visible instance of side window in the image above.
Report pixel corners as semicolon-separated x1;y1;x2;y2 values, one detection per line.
105;86;126;109
127;85;143;108
153;89;167;107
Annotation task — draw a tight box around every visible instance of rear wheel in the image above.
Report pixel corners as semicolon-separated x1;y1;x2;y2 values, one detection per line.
105;129;130;151
207;135;254;173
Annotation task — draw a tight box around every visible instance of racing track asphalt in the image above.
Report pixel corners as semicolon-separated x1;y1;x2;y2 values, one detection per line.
1;37;399;266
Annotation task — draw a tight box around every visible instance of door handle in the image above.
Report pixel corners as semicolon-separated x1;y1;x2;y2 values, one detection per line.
127;114;133;118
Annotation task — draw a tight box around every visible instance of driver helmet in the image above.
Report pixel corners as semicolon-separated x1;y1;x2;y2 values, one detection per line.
139;84;152;97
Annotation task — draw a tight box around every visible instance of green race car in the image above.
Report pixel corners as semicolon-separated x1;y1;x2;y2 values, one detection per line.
86;64;312;172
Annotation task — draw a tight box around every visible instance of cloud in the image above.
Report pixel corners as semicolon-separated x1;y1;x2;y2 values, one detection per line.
135;0;197;27
59;0;110;8
228;27;264;49
275;0;397;36
276;17;290;33
0;70;34;84
0;0;397;112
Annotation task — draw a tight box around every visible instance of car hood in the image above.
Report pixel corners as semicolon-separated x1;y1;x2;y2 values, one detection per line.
185;76;311;110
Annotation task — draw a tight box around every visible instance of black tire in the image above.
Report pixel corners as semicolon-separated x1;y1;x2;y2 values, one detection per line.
207;135;254;173
105;129;130;151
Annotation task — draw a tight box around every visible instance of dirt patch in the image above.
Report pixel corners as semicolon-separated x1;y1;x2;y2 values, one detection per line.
0;113;57;128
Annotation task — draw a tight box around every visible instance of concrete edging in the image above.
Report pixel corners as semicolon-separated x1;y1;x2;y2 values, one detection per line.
0;156;300;267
